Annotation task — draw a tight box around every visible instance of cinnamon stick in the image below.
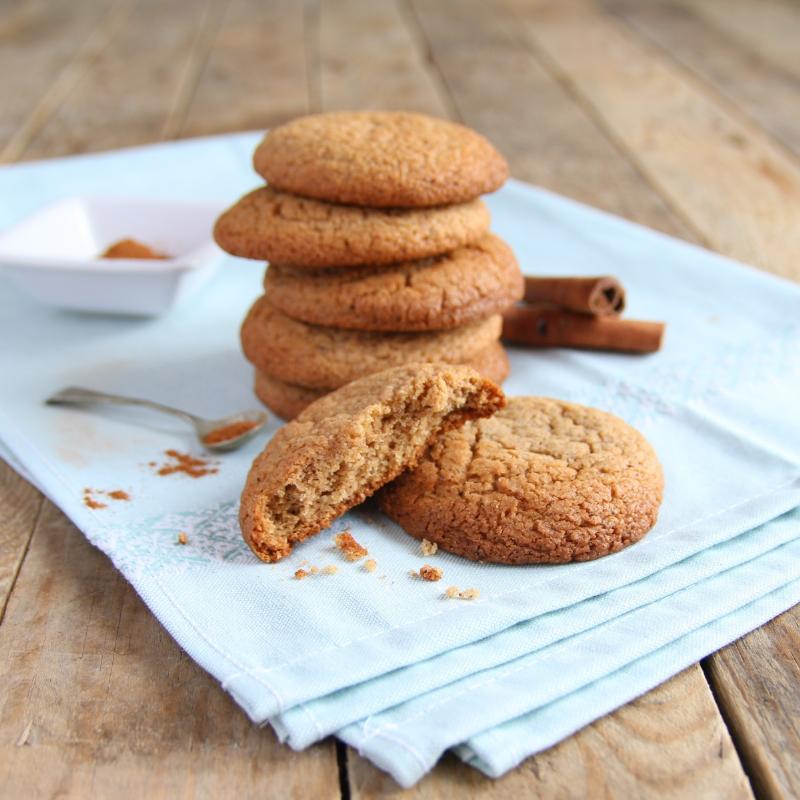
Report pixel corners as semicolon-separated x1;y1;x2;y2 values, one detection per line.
502;304;664;353
523;276;626;316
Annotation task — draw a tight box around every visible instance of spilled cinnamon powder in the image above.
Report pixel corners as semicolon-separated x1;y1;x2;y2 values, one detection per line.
83;487;131;509
153;450;218;478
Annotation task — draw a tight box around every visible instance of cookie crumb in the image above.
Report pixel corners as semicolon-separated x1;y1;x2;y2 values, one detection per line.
419;564;443;582
459;588;480;600
334;531;368;561
420;538;438;556
445;586;460;598
177;531;188;545
363;559;377;572
294;569;310;580
309;566;319;575
322;565;338;575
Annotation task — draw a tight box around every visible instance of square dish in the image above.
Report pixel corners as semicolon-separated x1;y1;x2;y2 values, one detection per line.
0;196;224;315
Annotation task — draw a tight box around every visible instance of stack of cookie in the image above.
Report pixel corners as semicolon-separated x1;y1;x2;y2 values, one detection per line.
214;111;524;419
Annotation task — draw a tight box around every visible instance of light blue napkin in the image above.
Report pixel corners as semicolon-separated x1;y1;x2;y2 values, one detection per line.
458;576;800;779
1;135;798;784
271;504;800;748
336;518;800;786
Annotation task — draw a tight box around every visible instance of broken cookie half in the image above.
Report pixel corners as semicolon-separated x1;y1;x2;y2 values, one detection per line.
239;363;505;562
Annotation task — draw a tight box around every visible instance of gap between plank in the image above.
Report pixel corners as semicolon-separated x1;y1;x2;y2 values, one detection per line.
500;0;714;252
0;495;44;626
0;0;137;164
336;740;351;800
603;0;800;172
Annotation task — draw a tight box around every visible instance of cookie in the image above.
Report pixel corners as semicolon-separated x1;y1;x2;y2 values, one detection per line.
380;397;664;564
241;295;503;389
239;363;505;562
253;111;509;208
263;234;523;331
254;341;511;420
214;186;490;268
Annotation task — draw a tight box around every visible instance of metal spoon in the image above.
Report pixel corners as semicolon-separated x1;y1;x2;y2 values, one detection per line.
46;386;268;452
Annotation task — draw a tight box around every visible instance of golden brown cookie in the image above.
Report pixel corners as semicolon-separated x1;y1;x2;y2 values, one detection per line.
239;363;505;562
214;186;490;268
253;111;509;207
380;397;664;564
253;341;511;420
241;295;503;389
263;234;523;331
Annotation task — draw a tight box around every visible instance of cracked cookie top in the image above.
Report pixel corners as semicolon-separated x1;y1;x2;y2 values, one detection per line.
214;186;491;268
252;111;509;208
263;233;523;332
380;396;664;564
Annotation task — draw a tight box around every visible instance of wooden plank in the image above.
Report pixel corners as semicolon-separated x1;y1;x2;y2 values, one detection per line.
317;0;448;116
686;0;800;81
19;0;228;160
705;609;800;799
604;0;800;157
179;0;310;138
0;0;129;162
0;461;43;622
0;500;339;798
407;0;695;241
503;0;800;280
348;666;752;798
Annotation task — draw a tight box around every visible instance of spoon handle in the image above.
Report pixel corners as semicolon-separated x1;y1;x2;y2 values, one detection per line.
46;386;200;427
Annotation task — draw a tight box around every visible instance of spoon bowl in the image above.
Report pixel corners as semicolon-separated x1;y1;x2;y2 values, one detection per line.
46;386;268;452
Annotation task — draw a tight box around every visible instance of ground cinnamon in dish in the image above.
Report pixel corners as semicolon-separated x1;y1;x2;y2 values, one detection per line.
101;238;169;260
153;450;218;478
202;420;259;445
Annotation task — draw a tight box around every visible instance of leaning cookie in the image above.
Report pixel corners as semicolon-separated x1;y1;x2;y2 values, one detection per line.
263;234;523;331
253;111;508;207
241;295;503;389
254;341;511;420
240;364;505;562
214;186;490;268
380;397;664;564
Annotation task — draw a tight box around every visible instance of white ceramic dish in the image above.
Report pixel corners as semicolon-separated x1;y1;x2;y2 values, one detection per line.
0;196;225;315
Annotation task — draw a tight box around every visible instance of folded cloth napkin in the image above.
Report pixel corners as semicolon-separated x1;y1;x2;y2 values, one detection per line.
336;517;800;786
271;504;800;748
458;575;800;779
1;135;798;784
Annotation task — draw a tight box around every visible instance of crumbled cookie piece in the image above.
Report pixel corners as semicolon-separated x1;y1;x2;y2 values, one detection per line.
444;585;480;600
420;538;438;556
309;566;319;575
177;531;188;545
419;564;443;582
322;565;338;575
363;559;377;572
335;531;369;561
294;569;310;580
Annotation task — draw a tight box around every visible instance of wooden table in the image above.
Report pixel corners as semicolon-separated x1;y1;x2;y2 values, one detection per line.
1;0;798;796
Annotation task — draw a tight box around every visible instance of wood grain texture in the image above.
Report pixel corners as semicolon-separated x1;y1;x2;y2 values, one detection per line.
0;501;338;799
408;0;695;241
20;0;227;159
0;460;42;623
348;667;752;799
604;0;800;157
317;0;449;116
686;0;800;80
504;0;800;280
0;0;130;162
180;0;310;137
705;608;800;800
